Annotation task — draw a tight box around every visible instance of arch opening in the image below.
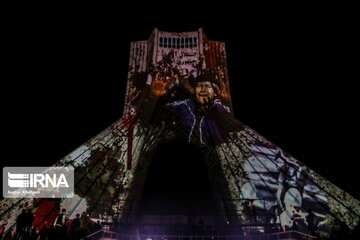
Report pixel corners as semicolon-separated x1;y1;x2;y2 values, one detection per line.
136;140;219;225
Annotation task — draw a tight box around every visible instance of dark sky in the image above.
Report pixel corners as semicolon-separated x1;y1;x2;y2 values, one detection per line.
3;13;359;200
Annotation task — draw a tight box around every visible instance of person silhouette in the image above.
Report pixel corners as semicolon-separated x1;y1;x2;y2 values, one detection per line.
54;208;67;239
15;209;27;240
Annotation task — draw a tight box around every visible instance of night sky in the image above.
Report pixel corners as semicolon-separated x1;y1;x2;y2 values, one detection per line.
3;13;359;200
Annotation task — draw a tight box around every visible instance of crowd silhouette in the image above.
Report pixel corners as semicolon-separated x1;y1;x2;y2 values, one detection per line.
4;207;359;240
8;208;103;240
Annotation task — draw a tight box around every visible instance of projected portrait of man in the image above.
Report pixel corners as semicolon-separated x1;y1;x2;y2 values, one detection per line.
165;70;244;146
193;79;216;108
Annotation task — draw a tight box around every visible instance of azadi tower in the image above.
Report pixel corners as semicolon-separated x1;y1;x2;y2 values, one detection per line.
1;28;359;239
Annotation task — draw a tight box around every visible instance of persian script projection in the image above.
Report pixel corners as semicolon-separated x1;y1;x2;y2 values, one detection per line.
1;28;359;239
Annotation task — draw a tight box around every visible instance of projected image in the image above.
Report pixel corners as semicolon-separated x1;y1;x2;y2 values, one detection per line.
218;129;360;238
164;70;243;145
1;28;359;240
244;140;328;232
125;48;243;146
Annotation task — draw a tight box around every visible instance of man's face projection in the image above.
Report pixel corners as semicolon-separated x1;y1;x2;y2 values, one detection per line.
194;81;216;105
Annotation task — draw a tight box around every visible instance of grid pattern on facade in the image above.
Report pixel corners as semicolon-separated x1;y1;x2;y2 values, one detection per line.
159;36;198;48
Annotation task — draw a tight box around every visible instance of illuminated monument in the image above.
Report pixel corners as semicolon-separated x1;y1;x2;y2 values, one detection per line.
1;28;359;239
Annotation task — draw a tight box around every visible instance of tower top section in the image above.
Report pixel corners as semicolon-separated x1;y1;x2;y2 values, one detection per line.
125;28;231;113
